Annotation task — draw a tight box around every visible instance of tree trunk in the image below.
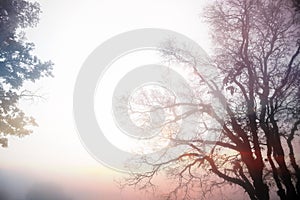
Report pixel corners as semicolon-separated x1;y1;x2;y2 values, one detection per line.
273;133;298;199
250;163;270;200
240;146;270;200
287;120;300;196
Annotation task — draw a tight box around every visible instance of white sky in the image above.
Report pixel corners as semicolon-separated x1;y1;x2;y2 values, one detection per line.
0;0;212;199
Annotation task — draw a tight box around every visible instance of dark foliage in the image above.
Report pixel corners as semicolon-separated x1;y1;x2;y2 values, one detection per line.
0;0;53;147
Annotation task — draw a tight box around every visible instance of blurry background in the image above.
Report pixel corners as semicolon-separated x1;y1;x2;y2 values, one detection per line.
0;0;214;199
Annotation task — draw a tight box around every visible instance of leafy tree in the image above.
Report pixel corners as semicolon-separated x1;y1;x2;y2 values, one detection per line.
0;0;53;147
123;0;300;199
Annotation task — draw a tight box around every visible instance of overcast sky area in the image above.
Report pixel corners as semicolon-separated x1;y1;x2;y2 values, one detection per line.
0;0;238;199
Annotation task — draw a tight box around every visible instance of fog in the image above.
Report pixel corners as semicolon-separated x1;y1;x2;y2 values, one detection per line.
0;170;70;200
0;168;159;200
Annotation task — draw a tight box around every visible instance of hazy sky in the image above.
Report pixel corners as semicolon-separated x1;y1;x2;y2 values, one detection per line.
0;0;213;199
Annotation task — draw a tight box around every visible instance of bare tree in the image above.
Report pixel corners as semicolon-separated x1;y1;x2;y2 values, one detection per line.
121;0;300;200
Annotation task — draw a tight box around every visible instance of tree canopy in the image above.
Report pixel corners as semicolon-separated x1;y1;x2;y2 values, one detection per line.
0;0;53;147
123;0;300;199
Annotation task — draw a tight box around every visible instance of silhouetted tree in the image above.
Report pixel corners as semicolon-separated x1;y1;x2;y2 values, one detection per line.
123;0;300;199
0;0;53;147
